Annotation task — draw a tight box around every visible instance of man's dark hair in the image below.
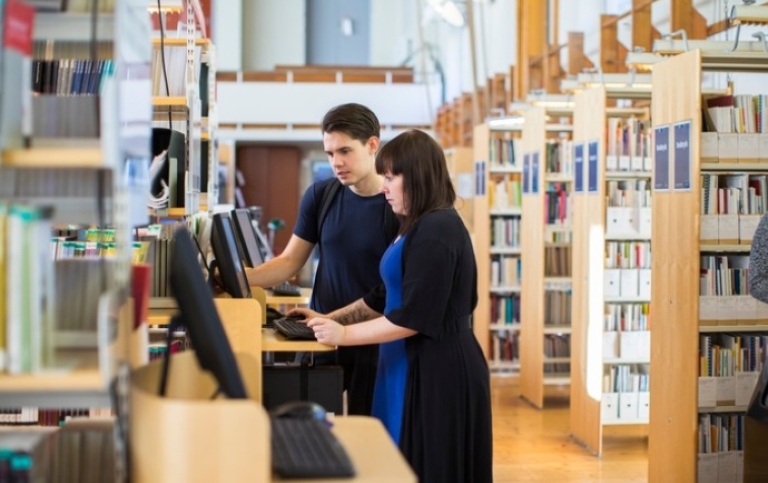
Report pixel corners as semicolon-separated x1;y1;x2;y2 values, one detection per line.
375;129;455;234
322;103;381;143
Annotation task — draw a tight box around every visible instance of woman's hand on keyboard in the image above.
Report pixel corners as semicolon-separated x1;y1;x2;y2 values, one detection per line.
287;308;322;321
307;318;345;346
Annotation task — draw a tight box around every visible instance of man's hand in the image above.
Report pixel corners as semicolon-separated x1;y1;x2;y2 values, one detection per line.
287;307;323;320
307;317;346;346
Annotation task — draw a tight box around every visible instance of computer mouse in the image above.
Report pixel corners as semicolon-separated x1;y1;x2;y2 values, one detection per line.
271;401;327;422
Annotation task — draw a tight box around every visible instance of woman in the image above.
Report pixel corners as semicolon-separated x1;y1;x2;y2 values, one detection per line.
295;129;493;483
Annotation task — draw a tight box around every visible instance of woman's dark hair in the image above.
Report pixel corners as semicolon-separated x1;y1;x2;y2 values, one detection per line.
321;103;380;143
375;130;456;234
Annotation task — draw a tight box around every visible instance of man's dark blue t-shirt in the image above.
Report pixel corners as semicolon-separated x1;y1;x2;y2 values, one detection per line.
293;178;391;313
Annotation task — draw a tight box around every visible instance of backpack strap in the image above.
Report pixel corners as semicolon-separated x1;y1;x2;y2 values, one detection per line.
317;178;342;238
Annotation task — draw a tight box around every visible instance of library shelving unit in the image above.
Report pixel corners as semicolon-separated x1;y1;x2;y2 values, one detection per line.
648;49;768;483
473;120;523;373
445;147;475;231
0;1;149;412
519;106;574;408
149;0;218;217
570;86;653;455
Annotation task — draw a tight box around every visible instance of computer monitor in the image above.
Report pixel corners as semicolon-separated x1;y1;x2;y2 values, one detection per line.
210;213;252;299
231;208;264;268
164;227;247;399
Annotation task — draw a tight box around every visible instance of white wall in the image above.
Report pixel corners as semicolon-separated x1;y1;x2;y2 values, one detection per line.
212;0;242;70
241;0;306;70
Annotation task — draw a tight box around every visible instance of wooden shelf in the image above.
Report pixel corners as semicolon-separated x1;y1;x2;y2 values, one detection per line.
152;37;211;47
545;173;573;183
488;165;521;174
2;148;104;168
490;207;523;216
700;244;751;252
490;247;521;255
605;170;652;179
489;360;520;371
701;163;768;172
543;357;571;364
605;234;651;241
603;358;650;365
490;285;522;294
543;326;572;334
489;323;522;331
698;405;748;413
699;324;768;333
602;419;649;426
0;350;108;408
152;96;187;107
543;374;571;385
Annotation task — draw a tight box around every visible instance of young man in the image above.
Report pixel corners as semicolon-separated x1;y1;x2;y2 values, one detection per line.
246;103;397;415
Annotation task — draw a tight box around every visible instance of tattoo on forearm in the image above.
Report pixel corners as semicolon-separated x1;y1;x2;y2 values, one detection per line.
334;301;374;326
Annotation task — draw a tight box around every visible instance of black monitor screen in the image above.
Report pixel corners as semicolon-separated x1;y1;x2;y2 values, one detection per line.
210;213;252;299
231;208;264;268
169;228;247;399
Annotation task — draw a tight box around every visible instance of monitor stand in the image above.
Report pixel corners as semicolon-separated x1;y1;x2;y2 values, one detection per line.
158;314;183;397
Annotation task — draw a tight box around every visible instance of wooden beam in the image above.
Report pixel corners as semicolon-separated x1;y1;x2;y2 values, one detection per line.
466;0;481;124
632;0;653;53
671;0;707;40
567;31;594;75
601;14;628;73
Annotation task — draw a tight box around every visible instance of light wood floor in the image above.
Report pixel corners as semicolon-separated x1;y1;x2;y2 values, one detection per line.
491;377;648;482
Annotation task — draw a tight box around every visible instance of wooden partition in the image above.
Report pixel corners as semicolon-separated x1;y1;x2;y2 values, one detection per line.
570;86;607;455
473;123;492;359
648;50;702;483
520;107;547;407
445;147;476;231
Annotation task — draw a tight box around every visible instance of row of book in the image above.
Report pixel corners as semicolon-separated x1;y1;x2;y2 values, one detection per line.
0;168;113;199
544;140;573;176
700;255;749;297
603;363;650;393
491;255;521;288
491;217;520;249
606;179;651;208
544;334;570;373
0;407;111;426
32;58;113;96
490;294;520;326
544;245;571;277
545;184;570;226
489;174;522;210
151;46;203;97
605;241;651;269
604;303;650;332
702;174;767;216
699;334;768;378
491;331;519;365
488;135;518;167
544;291;571;327
705;94;768;134
607;117;652;161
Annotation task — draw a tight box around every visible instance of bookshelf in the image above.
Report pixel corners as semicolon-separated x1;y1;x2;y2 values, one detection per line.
569;86;653;455
520;106;573;408
150;1;219;216
473;122;522;373
648;49;768;483
0;0;152;417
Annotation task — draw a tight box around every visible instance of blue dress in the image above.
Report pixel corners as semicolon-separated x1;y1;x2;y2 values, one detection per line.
371;235;408;443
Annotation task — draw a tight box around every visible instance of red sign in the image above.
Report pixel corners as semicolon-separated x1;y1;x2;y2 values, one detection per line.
4;0;35;57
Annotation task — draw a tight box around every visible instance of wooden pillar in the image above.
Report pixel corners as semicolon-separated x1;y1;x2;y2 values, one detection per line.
600;15;628;74
516;0;546;99
671;0;707;40
632;0;661;53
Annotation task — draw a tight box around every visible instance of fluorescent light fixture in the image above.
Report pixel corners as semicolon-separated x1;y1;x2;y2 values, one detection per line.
730;5;768;25
575;72;652;89
625;51;665;71
427;0;466;28
652;39;768;54
488;116;525;130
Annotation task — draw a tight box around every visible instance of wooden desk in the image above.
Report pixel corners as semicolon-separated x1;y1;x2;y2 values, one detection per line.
266;287;312;306
147;308;333;353
274;416;416;483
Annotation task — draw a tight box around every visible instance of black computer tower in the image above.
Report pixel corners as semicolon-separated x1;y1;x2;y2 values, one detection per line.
262;365;344;415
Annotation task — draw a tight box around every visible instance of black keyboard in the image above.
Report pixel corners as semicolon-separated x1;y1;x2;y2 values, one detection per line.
273;317;315;340
271;417;355;479
271;282;302;297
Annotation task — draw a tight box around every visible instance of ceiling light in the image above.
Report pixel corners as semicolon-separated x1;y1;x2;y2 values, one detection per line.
426;0;465;28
